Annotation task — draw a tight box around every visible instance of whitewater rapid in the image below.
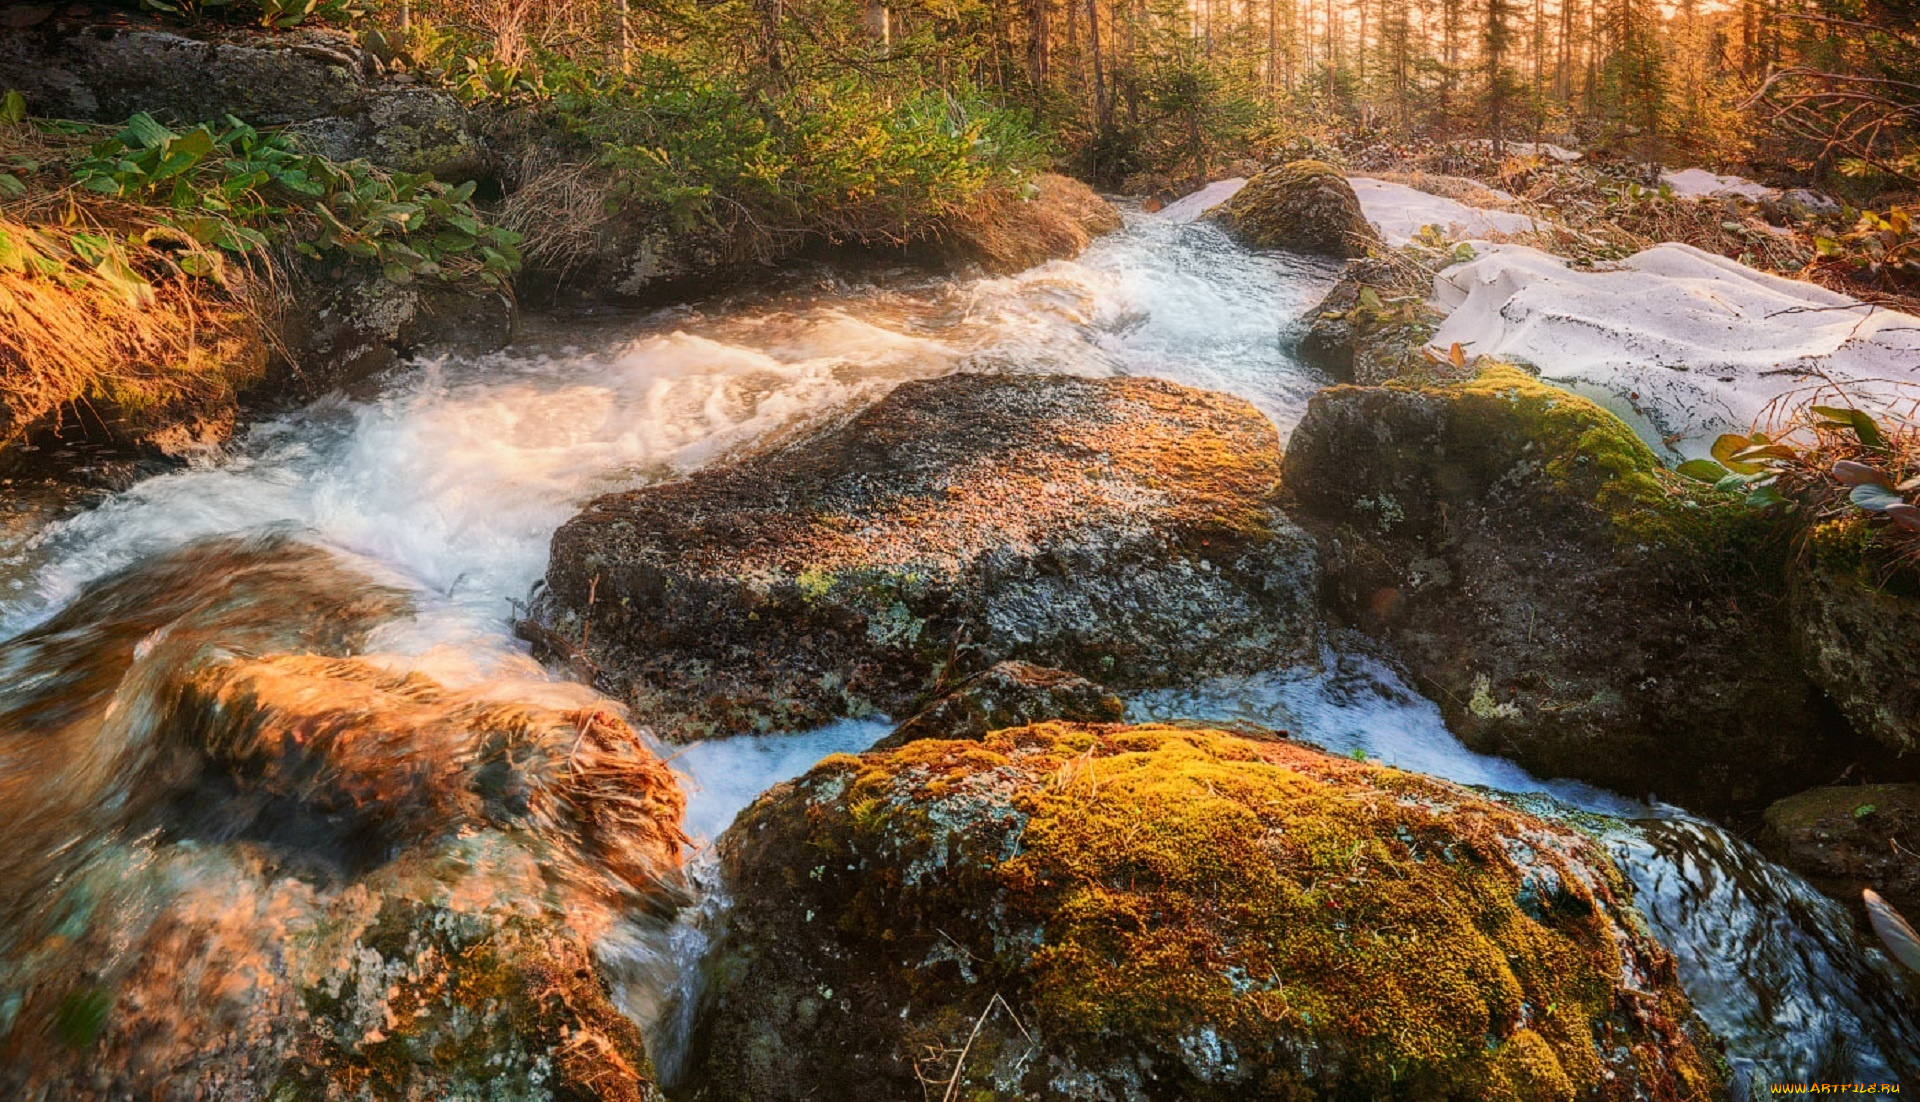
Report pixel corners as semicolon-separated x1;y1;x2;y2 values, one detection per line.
0;207;1913;1093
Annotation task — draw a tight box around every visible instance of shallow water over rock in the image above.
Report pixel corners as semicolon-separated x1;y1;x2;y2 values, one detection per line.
0;209;1912;1096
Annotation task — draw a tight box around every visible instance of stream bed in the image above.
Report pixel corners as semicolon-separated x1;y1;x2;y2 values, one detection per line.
0;210;1914;1096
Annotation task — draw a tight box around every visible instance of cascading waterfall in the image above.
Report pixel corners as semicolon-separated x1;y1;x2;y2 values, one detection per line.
0;209;1913;1096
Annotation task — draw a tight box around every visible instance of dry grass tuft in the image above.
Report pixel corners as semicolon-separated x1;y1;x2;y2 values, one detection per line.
938;174;1122;275
0;124;276;452
495;145;617;281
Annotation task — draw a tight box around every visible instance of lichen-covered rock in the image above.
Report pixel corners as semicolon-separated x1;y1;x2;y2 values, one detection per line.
875;660;1125;748
1295;258;1436;384
0;23;370;126
1762;783;1920;918
532;373;1322;738
0;538;684;1100
693;722;1724;1101
1281;363;1847;813
1790;532;1920;757
1209;160;1379;258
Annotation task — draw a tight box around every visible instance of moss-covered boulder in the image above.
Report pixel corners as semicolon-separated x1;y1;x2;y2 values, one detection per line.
875;660;1125;748
1762;783;1920;918
1281;364;1849;813
1790;526;1920;757
531;373;1322;738
1208;160;1379;258
692;722;1724;1101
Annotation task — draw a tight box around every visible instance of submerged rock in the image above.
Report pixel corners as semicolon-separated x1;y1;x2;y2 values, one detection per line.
1208;160;1379;258
534;372;1322;738
875;660;1125;748
0;538;684;1100
693;721;1724;1101
1281;364;1845;813
1762;783;1920;919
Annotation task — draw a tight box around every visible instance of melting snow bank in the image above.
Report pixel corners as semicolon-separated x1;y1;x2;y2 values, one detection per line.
1430;242;1920;455
1348;176;1538;245
1661;167;1779;202
1155;175;1247;221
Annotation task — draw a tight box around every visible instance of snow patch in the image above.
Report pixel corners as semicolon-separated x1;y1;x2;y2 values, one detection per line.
1156;177;1248;222
1429;242;1920;455
1465;139;1583;162
1349;176;1539;246
1660;168;1779;202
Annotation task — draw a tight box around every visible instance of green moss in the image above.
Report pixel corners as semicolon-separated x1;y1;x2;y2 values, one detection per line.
1426;363;1781;563
726;722;1722;1100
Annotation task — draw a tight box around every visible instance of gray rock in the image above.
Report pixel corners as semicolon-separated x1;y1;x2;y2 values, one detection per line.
531;373;1322;739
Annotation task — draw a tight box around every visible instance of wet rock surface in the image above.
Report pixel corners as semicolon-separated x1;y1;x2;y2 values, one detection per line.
534;372;1322;738
0;537;684;1101
875;660;1125;748
1281;364;1846;813
1295;258;1433;384
692;721;1724;1101
1791;550;1920;759
1209;159;1380;258
1762;783;1920;919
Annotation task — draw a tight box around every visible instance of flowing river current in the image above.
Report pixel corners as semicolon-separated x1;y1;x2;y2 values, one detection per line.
0;209;1915;1096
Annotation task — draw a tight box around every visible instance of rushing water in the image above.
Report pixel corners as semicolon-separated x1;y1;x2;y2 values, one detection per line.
0;208;1914;1096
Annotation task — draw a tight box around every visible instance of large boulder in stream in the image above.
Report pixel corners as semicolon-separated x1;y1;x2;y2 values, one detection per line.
532;372;1322;739
1208;160;1380;258
1281;364;1850;813
690;721;1724;1101
0;538;685;1100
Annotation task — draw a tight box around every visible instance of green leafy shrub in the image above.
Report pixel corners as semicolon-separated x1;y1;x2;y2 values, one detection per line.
68;112;520;288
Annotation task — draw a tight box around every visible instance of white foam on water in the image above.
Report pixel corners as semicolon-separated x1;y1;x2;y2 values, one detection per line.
662;720;891;845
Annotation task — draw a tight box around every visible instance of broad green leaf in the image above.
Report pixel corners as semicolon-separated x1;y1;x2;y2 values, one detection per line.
1810;405;1886;449
0;89;26;126
1745;485;1787;509
1711;433;1765;474
117;112;173;151
1676;458;1729;483
91;249;153;307
1849;483;1905;512
0;172;22;198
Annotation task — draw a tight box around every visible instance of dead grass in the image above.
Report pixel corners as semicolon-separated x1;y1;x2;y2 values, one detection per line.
0;123;276;452
938;173;1122;275
495;144;616;281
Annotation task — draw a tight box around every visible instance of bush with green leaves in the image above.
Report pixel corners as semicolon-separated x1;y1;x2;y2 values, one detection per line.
1677;402;1920;541
396;16;1047;251
67;112;519;288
